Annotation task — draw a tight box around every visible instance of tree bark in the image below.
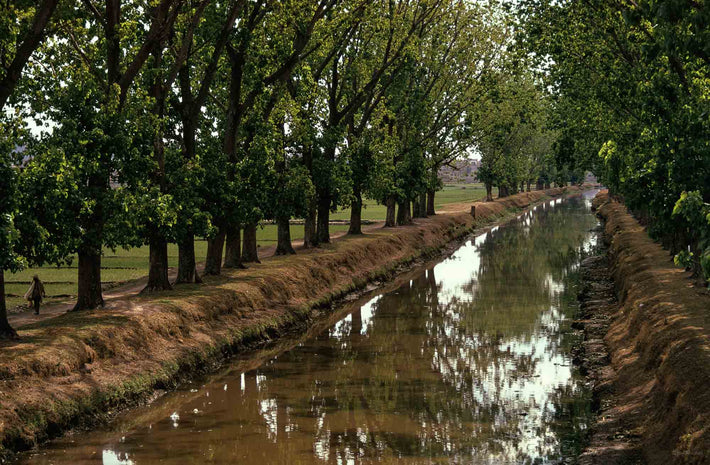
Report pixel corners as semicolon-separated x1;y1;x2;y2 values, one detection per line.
485;183;494;202
74;246;104;310
348;191;363;235
143;233;172;292
204;229;226;275
142;42;173;293
316;193;331;244
527;180;532;192
0;271;18;339
384;196;396;227
303;204;318;248
499;185;509;198
176;232;201;284
396;200;412;226
223;226;245;268
418;192;427;218
412;197;422;218
241;223;260;263
275;217;296;255
427;189;436;215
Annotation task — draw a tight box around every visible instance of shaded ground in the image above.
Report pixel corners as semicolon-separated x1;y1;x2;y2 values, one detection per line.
575;253;645;464
578;192;710;464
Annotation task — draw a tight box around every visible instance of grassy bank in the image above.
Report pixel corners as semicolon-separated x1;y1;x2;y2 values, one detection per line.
5;184;489;309
0;186;571;460
589;192;710;464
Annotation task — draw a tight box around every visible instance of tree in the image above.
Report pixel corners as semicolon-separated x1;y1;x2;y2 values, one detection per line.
0;0;60;338
139;1;209;292
521;0;710;275
0;126;25;339
172;0;244;283
305;0;444;243
201;0;348;269
20;0;183;310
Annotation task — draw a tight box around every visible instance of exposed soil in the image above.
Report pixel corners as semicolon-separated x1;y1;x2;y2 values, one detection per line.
0;187;578;460
575;191;710;465
575;250;646;464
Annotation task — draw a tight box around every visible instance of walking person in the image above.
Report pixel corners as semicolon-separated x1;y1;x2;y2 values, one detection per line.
24;275;46;315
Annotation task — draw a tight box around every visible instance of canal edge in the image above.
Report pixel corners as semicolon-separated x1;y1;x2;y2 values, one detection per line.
574;191;710;464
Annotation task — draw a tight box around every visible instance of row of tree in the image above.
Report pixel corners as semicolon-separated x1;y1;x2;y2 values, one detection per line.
520;0;710;283
0;0;570;339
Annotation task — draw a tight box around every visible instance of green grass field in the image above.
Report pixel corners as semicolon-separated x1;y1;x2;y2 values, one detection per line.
5;184;487;309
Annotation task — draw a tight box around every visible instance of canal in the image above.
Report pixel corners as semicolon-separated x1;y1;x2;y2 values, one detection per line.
21;192;600;464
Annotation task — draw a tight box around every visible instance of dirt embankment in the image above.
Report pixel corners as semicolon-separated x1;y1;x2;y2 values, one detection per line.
578;191;710;464
0;187;577;460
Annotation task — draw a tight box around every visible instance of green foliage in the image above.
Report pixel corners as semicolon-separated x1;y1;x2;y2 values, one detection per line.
0;0;563;311
476;72;559;196
521;0;710;278
0;121;25;273
672;191;710;285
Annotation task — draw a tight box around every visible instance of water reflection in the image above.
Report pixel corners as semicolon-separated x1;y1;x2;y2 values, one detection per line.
21;196;598;465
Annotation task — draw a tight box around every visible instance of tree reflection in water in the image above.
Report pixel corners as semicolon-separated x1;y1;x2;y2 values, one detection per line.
21;197;598;465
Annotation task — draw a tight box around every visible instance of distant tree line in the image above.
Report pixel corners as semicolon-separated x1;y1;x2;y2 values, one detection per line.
0;0;572;339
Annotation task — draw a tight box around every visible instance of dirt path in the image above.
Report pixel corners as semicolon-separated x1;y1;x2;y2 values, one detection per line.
8;221;384;328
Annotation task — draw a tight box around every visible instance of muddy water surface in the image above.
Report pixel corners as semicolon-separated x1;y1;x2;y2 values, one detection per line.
22;193;600;464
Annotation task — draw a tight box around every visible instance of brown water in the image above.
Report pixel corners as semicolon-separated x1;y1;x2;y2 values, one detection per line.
21;193;600;465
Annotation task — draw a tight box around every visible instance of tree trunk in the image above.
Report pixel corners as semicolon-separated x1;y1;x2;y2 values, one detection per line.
316;193;331;244
275;217;296;255
384;196;396;227
545;182;551;189
412;198;421;218
485;183;494;202
427;189;436;215
143;233;172;292
396;200;412;226
303;204;318;248
204;229;226;276
527;180;532;192
241;223;260;263
0;271;18;339
418;193;427;218
499;185;509;198
176;233;201;284
223;226;245;268
348;192;363;235
74;247;104;310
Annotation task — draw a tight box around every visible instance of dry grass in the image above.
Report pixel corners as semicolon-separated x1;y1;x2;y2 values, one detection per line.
594;192;710;464
0;187;576;458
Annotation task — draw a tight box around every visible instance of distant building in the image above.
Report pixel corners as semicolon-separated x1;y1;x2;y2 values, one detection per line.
438;159;480;184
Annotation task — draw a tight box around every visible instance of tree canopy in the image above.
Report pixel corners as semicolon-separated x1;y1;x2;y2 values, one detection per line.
520;0;710;283
1;0;610;338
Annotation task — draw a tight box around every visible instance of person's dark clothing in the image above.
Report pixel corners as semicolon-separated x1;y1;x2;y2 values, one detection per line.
25;278;46;315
